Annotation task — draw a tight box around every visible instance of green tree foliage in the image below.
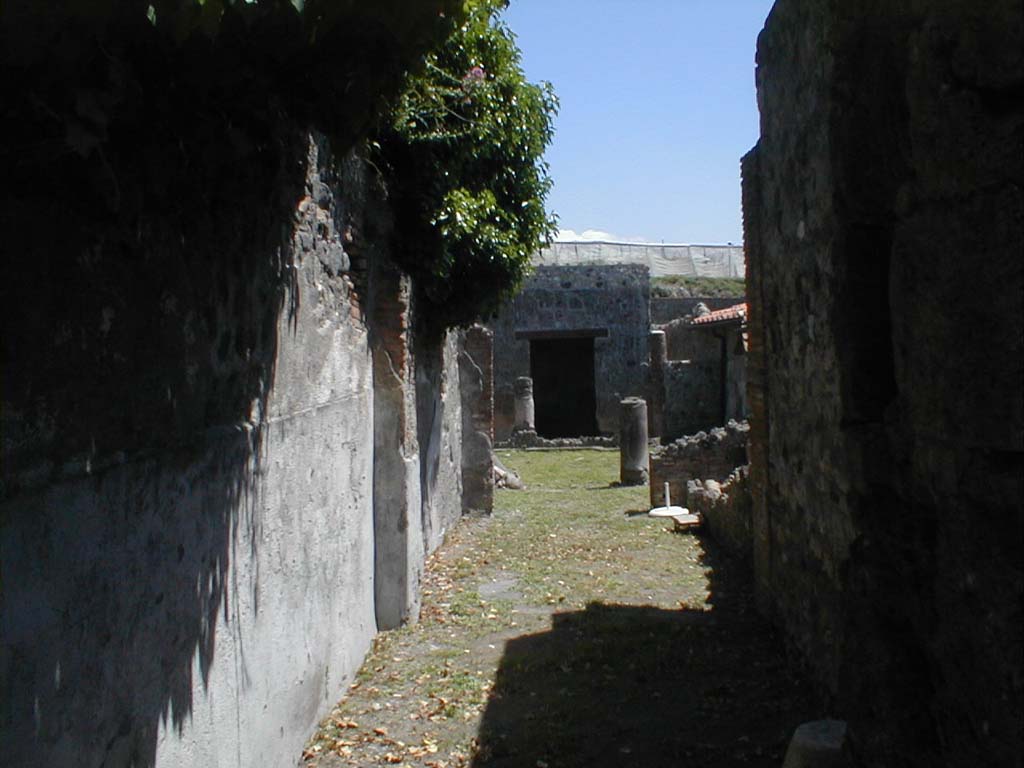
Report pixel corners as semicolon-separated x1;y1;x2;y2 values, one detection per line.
376;0;559;335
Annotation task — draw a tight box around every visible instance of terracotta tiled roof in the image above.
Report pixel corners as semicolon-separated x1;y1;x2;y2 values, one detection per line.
691;302;747;326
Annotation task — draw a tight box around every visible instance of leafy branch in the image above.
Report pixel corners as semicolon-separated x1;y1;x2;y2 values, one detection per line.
374;0;559;336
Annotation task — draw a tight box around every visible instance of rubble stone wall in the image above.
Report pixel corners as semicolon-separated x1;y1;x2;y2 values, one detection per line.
662;359;721;441
648;421;749;510
687;466;752;559
660;329;747;441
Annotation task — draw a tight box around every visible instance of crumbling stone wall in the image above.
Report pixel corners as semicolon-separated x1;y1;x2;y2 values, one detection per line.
661;317;717;363
745;1;1023;765
687;466;752;558
648;421;749;510
489;264;650;441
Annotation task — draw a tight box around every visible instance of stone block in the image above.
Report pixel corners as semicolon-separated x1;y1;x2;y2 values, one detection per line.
782;720;848;768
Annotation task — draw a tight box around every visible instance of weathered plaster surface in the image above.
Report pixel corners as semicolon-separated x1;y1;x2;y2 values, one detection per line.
1;134;474;768
1;135;379;768
417;331;465;556
459;326;495;514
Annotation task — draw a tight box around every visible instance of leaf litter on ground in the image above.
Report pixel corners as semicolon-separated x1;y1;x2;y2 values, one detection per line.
299;449;821;768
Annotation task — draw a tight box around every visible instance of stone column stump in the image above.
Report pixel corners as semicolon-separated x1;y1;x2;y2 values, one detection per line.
619;396;649;485
513;376;535;432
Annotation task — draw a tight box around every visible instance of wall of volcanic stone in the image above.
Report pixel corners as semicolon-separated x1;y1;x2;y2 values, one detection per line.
489;264;650;441
745;1;1023;764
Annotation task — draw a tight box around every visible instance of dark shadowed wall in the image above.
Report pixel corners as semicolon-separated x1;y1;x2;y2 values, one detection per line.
744;1;1022;765
1;136;471;768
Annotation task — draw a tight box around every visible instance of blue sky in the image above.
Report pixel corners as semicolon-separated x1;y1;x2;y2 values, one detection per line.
500;1;775;245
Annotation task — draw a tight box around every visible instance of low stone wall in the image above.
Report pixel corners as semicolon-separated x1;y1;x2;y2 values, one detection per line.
649;421;749;509
688;466;752;557
503;430;617;449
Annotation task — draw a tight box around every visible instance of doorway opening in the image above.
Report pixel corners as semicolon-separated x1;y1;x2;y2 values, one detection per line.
529;337;599;438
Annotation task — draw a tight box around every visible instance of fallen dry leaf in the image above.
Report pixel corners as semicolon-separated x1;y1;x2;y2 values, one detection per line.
301;744;321;760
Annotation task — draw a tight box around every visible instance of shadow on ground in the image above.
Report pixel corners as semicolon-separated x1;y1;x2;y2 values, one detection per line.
471;541;820;768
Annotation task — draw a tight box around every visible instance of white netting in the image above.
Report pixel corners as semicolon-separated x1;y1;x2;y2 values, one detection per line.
534;241;745;278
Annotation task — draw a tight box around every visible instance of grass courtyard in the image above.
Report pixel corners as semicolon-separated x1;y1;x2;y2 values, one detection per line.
301;449;819;768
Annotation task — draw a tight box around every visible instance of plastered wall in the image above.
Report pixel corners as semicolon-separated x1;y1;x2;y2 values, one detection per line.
1;135;471;768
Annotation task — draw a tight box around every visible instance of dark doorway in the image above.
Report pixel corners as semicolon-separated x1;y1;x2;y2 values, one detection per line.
530;337;599;438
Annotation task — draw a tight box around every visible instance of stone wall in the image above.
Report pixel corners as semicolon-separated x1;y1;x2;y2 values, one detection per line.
459;326;495;514
489;264;650;441
687;466;752;558
662;359;721;441
648;421;749;510
659;325;746;441
416;330;467;555
370;258;424;632
661;317;721;363
746;1;1023;764
0;136;473;768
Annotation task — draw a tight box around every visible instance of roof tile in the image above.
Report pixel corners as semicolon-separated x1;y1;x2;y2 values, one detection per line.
691;302;747;325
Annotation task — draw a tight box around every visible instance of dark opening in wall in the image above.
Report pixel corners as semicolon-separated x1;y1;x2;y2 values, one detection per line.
530;337;599;438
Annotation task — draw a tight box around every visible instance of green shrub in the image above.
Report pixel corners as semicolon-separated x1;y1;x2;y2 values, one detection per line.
375;0;559;336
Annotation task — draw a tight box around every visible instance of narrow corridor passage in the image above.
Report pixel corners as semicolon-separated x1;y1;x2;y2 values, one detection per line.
301;450;819;768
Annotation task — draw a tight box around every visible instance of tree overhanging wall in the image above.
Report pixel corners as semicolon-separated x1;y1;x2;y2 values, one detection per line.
744;0;1023;765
